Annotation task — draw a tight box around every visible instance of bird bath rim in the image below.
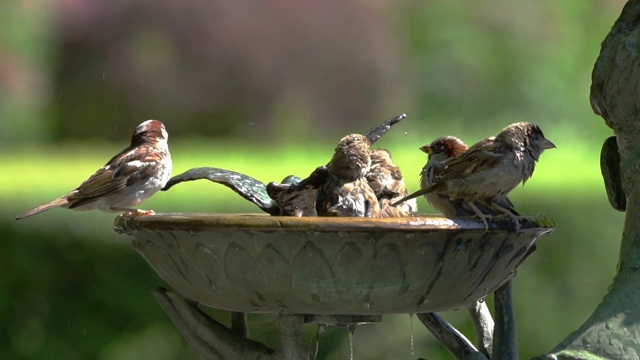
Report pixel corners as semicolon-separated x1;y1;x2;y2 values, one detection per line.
114;212;555;234
114;213;555;315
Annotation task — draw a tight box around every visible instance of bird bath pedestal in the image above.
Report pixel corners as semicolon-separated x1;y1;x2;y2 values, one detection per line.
114;213;554;359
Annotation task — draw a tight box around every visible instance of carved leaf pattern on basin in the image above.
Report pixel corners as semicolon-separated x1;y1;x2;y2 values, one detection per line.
119;214;554;314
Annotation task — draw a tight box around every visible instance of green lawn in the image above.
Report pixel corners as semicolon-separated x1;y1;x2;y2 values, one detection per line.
1;136;605;213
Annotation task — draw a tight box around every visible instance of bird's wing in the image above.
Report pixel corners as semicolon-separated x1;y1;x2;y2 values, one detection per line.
438;138;507;180
67;149;157;208
267;166;329;216
66;167;127;208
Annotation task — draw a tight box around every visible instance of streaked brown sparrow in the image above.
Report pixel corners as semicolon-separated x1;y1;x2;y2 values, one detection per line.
266;166;329;216
367;148;417;217
396;122;555;228
420;136;518;218
15;120;172;220
316;134;381;217
267;115;405;218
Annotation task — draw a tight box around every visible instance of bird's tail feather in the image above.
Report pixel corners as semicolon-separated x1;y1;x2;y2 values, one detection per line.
391;185;435;206
15;198;69;220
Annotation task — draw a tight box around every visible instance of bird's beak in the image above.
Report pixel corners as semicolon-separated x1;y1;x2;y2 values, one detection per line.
419;145;433;155
541;138;556;150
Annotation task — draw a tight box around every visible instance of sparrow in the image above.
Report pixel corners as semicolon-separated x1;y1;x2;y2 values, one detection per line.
395;122;555;229
266;166;329;216
419;136;518;218
316;134;381;217
269;115;406;218
420;136;472;218
15;120;172;220
366;148;417;217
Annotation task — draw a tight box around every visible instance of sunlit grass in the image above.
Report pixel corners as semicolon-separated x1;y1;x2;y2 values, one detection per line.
2;134;612;247
1;136;610;247
1;135;603;208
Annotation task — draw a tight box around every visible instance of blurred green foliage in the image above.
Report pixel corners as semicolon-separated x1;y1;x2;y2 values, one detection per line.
0;0;629;359
0;0;623;144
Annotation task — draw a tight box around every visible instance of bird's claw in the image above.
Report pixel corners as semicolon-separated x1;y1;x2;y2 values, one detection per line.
479;215;491;231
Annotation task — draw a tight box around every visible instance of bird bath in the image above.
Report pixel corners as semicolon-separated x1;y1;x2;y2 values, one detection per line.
114;212;554;359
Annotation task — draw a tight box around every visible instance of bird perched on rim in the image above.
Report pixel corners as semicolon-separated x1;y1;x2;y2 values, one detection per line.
316;133;381;217
420;136;473;217
265;114;407;217
15;120;172;220
394;122;555;229
419;136;518;218
266;166;329;217
366;148;417;217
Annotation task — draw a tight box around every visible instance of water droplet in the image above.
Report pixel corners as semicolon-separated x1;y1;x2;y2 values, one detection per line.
409;313;415;356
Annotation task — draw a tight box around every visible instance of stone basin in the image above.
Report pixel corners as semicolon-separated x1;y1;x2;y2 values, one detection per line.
113;213;554;315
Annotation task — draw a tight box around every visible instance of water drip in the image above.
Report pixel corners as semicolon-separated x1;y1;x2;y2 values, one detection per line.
348;324;356;360
409;313;415;356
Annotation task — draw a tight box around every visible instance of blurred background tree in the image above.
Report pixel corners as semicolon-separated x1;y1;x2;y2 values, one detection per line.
0;0;628;359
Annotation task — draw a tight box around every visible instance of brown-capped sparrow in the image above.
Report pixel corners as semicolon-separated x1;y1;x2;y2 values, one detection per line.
316;134;381;217
420;136;472;217
15;120;172;220
395;122;555;229
367;148;417;217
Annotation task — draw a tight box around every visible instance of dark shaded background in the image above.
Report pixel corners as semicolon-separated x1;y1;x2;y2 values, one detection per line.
0;0;627;359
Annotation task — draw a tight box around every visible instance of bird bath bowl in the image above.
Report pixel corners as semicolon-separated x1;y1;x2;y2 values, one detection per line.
113;213;554;315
